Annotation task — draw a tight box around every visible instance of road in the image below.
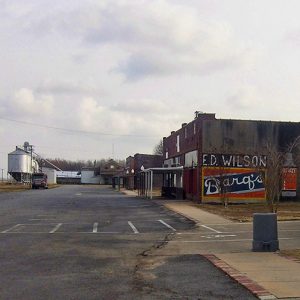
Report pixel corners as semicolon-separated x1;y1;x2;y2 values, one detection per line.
0;185;257;299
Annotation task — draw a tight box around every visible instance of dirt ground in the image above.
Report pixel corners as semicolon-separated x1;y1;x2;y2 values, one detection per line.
280;249;300;260
195;201;300;260
196;202;300;222
0;182;31;192
0;182;58;192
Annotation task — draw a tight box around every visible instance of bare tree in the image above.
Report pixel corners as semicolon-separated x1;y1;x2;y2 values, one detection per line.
153;139;163;156
258;136;300;213
258;143;284;213
211;164;230;208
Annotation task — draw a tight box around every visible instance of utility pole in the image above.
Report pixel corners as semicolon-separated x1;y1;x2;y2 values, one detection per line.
29;144;33;184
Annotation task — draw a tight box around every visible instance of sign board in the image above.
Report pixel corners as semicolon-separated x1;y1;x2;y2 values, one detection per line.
202;154;267;168
282;167;297;197
202;167;266;200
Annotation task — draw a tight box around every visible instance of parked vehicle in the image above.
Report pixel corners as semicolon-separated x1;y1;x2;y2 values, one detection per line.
32;173;48;189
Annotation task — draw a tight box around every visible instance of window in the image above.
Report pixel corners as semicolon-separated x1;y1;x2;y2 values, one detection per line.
176;135;180;152
193;123;196;135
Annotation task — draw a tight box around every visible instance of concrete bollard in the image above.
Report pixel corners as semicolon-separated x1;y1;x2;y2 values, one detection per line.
252;213;279;252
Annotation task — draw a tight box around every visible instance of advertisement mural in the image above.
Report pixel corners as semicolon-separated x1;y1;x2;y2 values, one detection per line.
202;154;267;168
201;154;266;201
202;167;266;200
282;167;297;197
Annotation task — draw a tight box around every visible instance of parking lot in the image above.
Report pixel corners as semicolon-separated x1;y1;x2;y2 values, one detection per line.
1;185;299;299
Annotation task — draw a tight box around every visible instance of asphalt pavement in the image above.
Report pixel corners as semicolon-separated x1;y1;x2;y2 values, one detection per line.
0;185;258;299
154;199;300;299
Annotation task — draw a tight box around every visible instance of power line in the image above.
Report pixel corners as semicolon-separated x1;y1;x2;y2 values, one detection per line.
0;116;159;138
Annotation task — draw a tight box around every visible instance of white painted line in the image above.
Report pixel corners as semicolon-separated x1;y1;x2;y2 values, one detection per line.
128;221;139;234
93;222;98;233
0;231;122;234
168;237;294;243
199;223;251;226
177;232;246;235
49;223;62;233
200;224;222;233
127;205;153;208
97;231;120;234
19;223;58;226
158;220;176;231
37;215;57;217
169;239;253;243
1;224;21;233
201;234;237;239
29;219;56;221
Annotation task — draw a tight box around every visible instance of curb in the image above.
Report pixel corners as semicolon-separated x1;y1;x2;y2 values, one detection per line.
202;254;276;300
277;252;300;264
153;201;200;225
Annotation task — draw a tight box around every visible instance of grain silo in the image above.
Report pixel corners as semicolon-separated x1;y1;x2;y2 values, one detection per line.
8;142;39;183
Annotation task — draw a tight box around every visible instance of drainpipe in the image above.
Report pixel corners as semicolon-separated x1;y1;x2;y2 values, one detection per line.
150;170;153;200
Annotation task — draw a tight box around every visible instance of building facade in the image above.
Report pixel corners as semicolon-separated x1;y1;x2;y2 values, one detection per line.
125;153;163;190
163;112;300;202
100;159;124;185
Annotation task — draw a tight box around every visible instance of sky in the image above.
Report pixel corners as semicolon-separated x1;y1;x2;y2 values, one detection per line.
1;0;300;174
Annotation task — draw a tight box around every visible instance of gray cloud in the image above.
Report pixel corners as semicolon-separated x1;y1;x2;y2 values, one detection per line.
35;80;100;96
11;1;255;80
111;98;168;114
284;29;300;45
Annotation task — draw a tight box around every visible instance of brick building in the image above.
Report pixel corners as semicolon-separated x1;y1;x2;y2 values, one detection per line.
100;159;124;185
125;153;163;190
163;112;300;202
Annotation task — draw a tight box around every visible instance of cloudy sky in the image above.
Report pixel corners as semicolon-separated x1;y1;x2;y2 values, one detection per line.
1;0;300;173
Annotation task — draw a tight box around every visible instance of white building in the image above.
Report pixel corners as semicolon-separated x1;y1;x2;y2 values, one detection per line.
41;167;57;184
81;167;101;184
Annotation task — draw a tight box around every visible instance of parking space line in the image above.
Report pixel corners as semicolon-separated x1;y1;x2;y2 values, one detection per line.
93;222;98;233
169;237;293;243
49;223;62;233
128;221;139;234
29;219;56;221
158;220;176;231
1;224;21;233
200;224;222;233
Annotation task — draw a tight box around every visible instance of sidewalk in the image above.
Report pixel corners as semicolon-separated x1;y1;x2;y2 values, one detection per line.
120;189;300;299
157;199;300;300
157;200;233;225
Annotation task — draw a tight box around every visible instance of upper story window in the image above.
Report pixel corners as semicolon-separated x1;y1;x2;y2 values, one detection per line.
176;135;180;152
193;123;196;135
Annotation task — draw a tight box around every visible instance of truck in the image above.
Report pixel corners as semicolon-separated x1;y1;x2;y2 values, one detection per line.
32;173;48;189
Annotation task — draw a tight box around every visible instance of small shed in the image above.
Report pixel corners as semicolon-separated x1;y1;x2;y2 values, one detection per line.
41;167;57;184
81;167;101;184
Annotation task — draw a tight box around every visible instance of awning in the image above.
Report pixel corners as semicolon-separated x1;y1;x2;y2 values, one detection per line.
139;166;183;199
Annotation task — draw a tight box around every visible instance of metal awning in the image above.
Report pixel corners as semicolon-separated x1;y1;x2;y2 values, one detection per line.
139;166;183;199
141;166;183;173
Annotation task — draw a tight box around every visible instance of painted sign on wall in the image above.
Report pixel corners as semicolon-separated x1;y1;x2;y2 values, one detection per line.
202;167;266;200
202;154;267;168
282;167;297;197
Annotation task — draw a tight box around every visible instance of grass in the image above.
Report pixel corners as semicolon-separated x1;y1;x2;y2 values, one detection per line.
195;202;300;222
0;182;31;192
0;182;59;192
280;249;300;260
195;201;300;260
